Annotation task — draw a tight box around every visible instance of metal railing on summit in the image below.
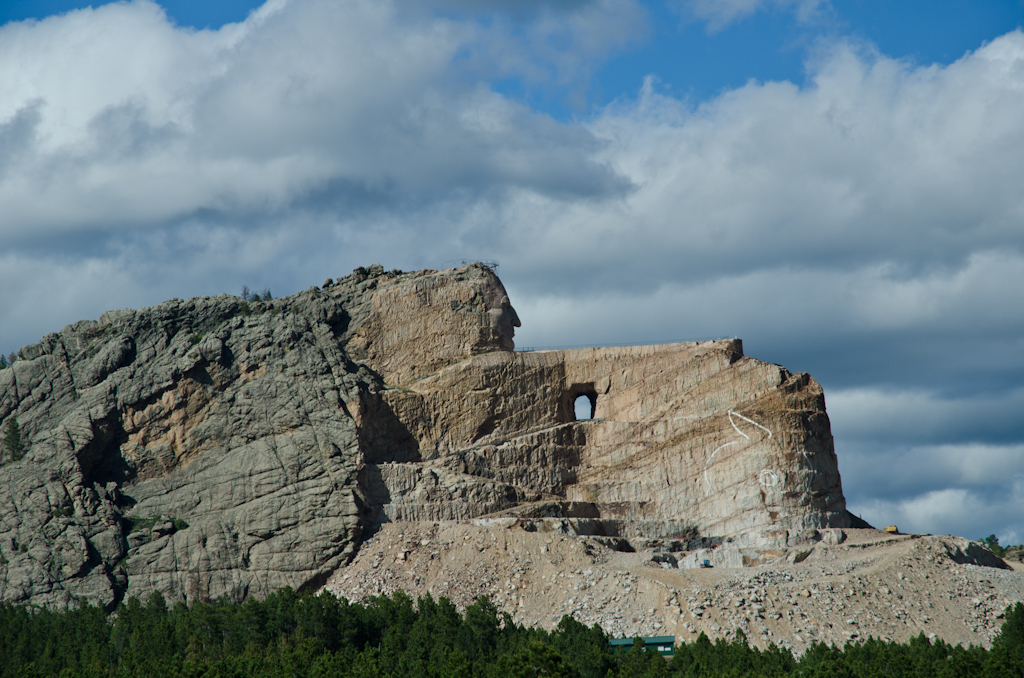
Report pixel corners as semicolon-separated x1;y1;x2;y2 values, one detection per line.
442;259;499;272
514;336;738;352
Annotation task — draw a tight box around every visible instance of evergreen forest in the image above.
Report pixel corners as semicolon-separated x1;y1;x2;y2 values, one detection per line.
0;588;1021;678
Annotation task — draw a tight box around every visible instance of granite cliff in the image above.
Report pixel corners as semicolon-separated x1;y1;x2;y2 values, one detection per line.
0;263;858;610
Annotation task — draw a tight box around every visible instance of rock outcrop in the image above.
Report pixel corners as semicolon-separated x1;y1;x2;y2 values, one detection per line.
0;263;855;610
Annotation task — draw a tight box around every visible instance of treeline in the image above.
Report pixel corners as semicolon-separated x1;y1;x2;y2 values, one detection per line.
241;285;273;303
0;589;1021;678
981;535;1024;561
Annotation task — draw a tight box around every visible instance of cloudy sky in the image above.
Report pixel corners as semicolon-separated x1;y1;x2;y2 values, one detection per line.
2;0;1023;545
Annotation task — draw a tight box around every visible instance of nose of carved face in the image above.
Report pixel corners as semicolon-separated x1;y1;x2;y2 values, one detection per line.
488;295;521;350
503;296;521;328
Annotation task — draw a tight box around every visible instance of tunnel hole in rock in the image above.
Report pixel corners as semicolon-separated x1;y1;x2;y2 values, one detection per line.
574;395;594;420
568;387;597;421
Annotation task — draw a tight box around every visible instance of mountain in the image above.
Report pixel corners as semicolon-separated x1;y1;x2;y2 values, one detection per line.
1;263;860;610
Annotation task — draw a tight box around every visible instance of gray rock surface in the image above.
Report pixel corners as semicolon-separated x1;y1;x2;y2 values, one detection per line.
0;264;513;609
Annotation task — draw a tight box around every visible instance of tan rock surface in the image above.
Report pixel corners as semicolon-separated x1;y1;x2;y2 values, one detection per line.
368;339;850;557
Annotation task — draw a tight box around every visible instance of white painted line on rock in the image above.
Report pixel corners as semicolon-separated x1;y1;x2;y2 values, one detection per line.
704;441;738;494
705;410;774;495
728;410;772;440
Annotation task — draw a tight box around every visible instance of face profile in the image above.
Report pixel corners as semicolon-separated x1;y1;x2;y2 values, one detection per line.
488;294;521;351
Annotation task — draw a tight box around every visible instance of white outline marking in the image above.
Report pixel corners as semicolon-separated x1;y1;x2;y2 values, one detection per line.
704;410;774;495
728;410;772;440
704;441;737;493
758;469;779;488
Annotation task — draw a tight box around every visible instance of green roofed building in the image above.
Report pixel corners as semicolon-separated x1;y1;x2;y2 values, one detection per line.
609;636;675;656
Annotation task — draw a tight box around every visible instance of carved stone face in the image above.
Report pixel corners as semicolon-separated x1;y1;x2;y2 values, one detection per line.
487;294;521;351
478;273;521;351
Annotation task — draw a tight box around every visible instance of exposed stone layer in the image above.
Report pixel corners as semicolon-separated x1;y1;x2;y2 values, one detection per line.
1;263;852;609
373;340;848;558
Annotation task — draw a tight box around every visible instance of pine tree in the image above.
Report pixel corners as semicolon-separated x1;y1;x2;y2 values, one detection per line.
982;534;1006;557
993;602;1024;664
3;418;25;462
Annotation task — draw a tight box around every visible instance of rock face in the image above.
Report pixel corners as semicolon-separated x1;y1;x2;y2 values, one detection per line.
376;342;849;557
0;263;854;610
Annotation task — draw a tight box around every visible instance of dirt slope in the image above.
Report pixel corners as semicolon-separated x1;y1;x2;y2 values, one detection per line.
324;522;1024;653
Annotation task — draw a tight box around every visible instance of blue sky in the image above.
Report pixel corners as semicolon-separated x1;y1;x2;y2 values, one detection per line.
1;0;1023;545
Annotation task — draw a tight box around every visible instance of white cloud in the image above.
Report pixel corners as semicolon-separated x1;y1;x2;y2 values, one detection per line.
4;4;1024;279
510;250;1024;340
854;482;1024;546
457;0;648;93
679;0;829;32
570;35;1024;282
828;386;1024;446
838;439;1024;495
6;22;1024;369
0;0;639;237
831;403;1024;544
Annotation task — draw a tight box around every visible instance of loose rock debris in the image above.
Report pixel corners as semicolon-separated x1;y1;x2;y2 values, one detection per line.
324;523;1024;653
